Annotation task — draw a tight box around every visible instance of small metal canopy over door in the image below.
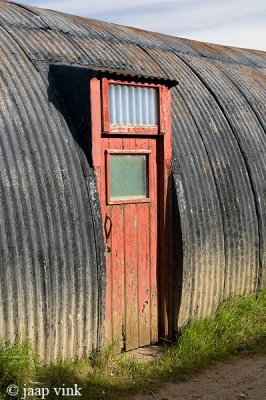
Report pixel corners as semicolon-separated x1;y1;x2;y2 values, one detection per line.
90;75;173;351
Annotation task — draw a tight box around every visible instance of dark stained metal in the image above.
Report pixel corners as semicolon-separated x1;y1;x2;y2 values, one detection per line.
0;0;265;359
146;48;259;321
170;38;260;68
0;22;105;361
51;63;177;87
0;1;45;28
176;52;265;288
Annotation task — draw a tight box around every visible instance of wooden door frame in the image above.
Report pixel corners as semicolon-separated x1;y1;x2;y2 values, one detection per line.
90;76;173;344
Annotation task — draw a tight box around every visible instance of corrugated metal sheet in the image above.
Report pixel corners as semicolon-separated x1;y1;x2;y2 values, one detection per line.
5;25;167;77
0;1;265;359
145;48;259;323
0;1;45;28
170;38;260;68
0;23;105;362
176;52;265;287
211;61;266;137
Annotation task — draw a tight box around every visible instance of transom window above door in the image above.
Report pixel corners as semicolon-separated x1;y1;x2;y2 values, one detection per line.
109;84;158;126
101;78;167;135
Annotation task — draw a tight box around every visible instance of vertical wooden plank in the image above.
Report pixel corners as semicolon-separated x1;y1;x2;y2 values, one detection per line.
122;136;135;150
108;137;124;349
135;137;151;346
90;78;102;170
164;89;172;162
149;138;158;342
105;206;113;343
102;78;111;133
158;87;173;340
124;135;138;349
137;202;151;346
101;137;113;344
164;89;173;338
135;137;148;151
166;159;173;336
159;86;166;134
124;202;139;350
157;134;168;339
110;204;125;350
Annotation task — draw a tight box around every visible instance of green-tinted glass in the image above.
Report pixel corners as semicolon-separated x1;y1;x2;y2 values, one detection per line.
110;154;147;201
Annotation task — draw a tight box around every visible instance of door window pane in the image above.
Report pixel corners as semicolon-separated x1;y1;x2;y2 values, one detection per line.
109;84;158;126
110;154;148;201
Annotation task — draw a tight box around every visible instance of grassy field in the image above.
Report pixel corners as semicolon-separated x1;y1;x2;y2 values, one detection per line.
0;288;265;399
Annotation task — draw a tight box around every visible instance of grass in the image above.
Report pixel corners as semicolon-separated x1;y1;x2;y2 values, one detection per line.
0;288;265;399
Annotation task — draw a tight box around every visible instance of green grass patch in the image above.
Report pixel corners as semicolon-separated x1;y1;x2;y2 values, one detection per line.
0;288;265;399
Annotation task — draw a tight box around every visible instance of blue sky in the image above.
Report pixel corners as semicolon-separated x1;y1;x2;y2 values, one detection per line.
13;0;266;51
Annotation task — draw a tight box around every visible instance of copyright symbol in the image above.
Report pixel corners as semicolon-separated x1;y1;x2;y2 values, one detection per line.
7;384;19;396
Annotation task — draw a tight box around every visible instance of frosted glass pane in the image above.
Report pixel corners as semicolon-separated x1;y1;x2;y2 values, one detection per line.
110;155;147;200
109;84;158;126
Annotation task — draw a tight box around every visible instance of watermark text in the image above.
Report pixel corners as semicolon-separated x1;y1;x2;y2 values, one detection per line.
7;384;82;398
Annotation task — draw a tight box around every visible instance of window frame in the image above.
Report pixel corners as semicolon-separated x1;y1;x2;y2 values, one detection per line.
105;149;152;205
101;78;167;135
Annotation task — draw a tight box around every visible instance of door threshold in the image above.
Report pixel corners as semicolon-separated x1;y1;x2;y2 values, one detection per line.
125;344;166;362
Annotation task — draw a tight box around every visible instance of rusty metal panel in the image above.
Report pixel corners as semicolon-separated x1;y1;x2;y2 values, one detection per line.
5;26;90;65
212;61;266;131
0;1;46;28
167;38;260;68
245;68;266;90
11;3;171;49
10;4;96;38
210;60;266;286
177;52;265;290
122;26;203;55
0;25;105;362
68;35;166;76
10;3;157;46
146;48;260;324
228;47;266;69
5;25;167;78
0;1;265;356
171;92;226;326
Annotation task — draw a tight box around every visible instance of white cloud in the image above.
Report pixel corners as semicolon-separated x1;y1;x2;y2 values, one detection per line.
13;0;266;50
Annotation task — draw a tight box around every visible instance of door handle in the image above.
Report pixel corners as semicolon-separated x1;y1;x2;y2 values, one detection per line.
104;215;113;240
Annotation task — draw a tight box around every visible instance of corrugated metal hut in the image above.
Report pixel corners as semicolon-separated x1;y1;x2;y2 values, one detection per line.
0;0;265;362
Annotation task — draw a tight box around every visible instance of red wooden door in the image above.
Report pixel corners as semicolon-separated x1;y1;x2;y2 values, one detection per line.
100;136;158;351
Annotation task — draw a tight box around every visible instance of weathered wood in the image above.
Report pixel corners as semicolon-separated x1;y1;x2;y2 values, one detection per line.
91;80;172;350
111;204;125;349
149;138;159;342
137;202;151;346
124;203;139;349
158;88;173;339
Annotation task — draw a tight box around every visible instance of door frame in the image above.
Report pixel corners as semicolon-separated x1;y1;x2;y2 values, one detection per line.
90;75;173;343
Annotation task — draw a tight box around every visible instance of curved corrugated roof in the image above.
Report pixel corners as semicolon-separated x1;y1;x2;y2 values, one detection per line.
0;0;265;360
